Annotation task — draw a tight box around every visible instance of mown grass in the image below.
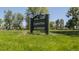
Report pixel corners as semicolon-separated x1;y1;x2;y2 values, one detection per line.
0;30;79;51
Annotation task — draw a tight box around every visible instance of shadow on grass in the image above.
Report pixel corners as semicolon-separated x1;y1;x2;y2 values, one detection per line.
26;30;79;36
50;30;79;37
27;31;48;35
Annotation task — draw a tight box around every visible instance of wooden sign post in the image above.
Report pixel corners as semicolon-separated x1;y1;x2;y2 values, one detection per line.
30;14;49;34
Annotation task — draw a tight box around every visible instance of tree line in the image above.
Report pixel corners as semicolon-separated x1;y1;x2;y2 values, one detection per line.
50;7;79;30
0;7;79;30
0;7;48;30
50;19;64;30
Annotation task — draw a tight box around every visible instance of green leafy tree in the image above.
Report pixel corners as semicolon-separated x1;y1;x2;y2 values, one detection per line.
49;21;56;30
56;19;60;29
0;19;2;26
76;20;79;29
65;19;76;29
66;7;79;29
12;13;23;30
4;10;13;30
0;19;3;29
60;19;64;29
26;15;30;30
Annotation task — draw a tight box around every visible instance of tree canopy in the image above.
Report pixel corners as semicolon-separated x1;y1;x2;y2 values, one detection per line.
66;7;79;29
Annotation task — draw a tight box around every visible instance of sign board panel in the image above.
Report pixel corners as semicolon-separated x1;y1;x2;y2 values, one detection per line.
30;14;49;34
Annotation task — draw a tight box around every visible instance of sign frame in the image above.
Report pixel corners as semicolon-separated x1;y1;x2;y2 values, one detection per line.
30;14;49;34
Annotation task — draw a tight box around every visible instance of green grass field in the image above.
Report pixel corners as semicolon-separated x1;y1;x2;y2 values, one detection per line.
0;30;79;51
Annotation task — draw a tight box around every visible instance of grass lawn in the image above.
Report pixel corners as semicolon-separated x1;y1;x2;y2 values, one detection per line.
0;30;79;51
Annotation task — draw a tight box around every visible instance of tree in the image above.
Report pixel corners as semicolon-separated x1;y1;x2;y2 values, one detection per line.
12;13;23;30
0;19;2;26
27;7;48;16
49;21;56;30
76;20;79;29
4;10;13;30
66;7;79;29
26;7;48;30
26;15;30;30
56;19;60;29
60;19;64;29
65;19;76;29
0;19;3;29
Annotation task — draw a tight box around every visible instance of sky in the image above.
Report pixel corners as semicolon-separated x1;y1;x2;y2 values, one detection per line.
49;7;69;23
0;7;70;24
0;7;26;19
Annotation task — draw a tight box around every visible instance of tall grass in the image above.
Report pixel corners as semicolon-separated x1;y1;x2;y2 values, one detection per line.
0;30;79;50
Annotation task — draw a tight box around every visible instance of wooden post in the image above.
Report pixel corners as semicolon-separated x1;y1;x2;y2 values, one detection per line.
45;14;49;34
30;18;34;34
